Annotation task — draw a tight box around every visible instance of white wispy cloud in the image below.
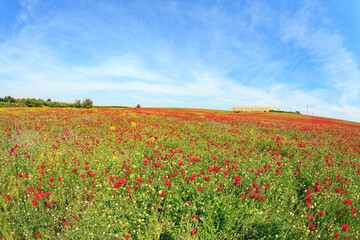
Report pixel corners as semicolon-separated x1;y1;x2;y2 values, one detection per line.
279;1;360;105
74;55;172;83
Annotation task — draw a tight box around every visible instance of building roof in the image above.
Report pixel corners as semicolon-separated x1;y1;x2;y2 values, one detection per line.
231;106;274;112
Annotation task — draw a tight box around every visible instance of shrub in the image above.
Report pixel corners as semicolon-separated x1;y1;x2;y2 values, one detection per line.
74;100;82;108
82;99;93;108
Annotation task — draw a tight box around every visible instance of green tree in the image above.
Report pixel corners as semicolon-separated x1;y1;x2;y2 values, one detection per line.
82;98;93;108
24;98;42;107
136;104;141;108
4;96;15;103
74;100;81;108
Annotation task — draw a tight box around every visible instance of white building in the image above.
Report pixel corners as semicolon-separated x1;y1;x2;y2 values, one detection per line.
231;106;274;112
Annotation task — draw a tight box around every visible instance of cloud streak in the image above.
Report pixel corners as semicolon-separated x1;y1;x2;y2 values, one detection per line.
280;1;360;104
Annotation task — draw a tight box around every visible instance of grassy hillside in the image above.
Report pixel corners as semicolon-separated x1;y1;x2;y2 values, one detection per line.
1;107;359;239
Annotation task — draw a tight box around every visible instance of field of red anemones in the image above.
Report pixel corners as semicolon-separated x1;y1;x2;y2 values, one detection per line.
1;107;360;239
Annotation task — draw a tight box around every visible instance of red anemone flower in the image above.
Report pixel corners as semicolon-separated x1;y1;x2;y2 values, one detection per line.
342;225;349;231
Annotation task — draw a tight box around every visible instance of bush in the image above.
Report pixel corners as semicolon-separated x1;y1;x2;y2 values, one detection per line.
82;99;93;108
0;102;27;107
74;100;81;108
136;104;141;108
24;98;43;107
2;96;16;103
0;96;93;108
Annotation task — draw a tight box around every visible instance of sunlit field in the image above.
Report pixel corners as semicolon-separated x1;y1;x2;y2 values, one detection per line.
1;108;359;239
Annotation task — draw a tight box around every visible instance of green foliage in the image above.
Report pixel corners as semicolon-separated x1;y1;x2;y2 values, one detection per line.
81;98;93;108
24;98;44;107
0;96;16;103
269;110;301;114
0;101;27;107
0;96;95;109
74;100;82;108
136;104;141;108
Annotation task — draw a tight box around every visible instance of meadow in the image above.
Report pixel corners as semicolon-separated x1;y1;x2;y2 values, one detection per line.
0;107;359;239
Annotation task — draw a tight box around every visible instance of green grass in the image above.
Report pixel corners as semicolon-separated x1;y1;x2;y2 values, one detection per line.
0;108;359;239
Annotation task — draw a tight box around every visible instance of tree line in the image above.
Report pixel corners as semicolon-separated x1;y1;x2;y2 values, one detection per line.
0;96;93;108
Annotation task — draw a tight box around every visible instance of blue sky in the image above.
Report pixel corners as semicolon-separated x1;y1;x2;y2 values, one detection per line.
0;0;359;122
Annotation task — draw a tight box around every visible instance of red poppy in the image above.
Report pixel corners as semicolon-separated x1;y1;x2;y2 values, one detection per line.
234;176;242;184
309;224;316;230
62;221;70;226
32;199;38;206
197;187;203;191
73;215;79;220
6;194;11;200
351;209;357;215
192;229;197;235
342;225;349;231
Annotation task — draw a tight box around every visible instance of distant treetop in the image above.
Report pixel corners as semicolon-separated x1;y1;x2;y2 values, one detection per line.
0;96;94;108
